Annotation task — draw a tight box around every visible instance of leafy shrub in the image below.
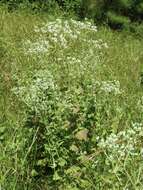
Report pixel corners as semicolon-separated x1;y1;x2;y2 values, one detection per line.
107;11;131;29
0;5;142;188
1;0;143;32
81;0;143;30
0;0;82;13
12;69;119;188
12;68;143;189
10;18;143;189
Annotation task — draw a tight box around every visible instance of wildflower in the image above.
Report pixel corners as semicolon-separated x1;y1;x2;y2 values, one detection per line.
98;122;143;159
12;70;57;114
100;80;121;95
24;39;50;54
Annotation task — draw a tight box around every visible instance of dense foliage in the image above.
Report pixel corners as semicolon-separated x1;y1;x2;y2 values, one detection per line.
1;0;143;30
0;0;82;12
81;0;143;29
1;6;143;189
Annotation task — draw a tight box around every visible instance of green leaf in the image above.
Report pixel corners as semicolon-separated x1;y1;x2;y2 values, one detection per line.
31;169;38;177
53;171;61;181
58;158;67;167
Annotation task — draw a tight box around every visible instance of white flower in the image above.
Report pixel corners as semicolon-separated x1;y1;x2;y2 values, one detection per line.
98;122;143;159
12;70;57;114
24;39;50;54
24;18;108;55
100;80;121;95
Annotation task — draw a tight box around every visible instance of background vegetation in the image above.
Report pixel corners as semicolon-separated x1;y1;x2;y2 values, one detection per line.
1;0;143;30
0;1;143;190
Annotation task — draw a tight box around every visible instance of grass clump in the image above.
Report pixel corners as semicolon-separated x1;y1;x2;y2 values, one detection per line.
0;6;143;190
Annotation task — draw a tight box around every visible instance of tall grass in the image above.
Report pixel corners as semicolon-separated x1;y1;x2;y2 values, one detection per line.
0;6;143;190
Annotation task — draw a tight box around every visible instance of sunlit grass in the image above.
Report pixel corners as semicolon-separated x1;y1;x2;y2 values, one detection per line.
0;6;143;190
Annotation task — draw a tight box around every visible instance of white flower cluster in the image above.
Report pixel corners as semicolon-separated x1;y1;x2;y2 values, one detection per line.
24;39;50;54
98;122;143;160
100;80;121;95
35;18;97;49
67;56;83;71
12;70;57;114
24;19;108;55
83;39;108;49
35;18;97;35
